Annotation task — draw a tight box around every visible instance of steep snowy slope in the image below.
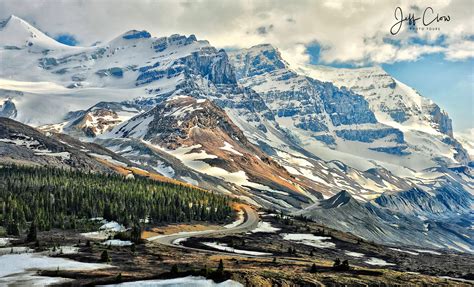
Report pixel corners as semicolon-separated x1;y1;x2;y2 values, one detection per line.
0;15;213;126
301;64;470;166
455;129;474;160
228;45;472;185
0;15;69;49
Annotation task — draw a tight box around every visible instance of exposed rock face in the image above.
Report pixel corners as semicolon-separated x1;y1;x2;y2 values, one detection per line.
298;189;474;253
230;44;287;78
40;102;142;138
109;96;323;210
373;176;473;218
0;117;128;173
304;65;465;161
228;45;408;158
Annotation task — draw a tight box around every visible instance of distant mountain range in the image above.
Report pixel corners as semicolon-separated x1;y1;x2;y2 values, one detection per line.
0;15;472;252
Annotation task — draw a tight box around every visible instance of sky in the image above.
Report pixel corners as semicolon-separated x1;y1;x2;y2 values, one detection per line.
0;0;472;131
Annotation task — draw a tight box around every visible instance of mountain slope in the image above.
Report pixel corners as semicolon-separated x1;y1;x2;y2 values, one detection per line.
297;190;474;253
0;117;127;172
228;45;470;174
301;64;470;166
103;95;322;209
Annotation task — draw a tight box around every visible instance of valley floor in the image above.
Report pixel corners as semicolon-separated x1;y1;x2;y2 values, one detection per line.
1;209;473;286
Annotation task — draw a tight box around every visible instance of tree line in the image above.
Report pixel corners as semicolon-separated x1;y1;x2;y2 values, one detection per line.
0;165;233;235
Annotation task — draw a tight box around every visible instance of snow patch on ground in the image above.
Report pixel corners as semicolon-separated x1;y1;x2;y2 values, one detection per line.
46;246;79;255
224;210;244;229
281;233;335;248
0;253;111;286
152;161;175;178
344;251;365;258
101;276;243;286
202;242;271;256
182;176;199;186
102;240;133;246
413;249;442;255
251;221;280;233
0;238;12;247
100;221;127;232
365;257;395;266
172;238;187;245
219;141;243;156
389;248;419;255
82;219;127;240
0;246;34;255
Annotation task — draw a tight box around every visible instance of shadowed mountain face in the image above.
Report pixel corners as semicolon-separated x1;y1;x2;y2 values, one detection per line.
0;16;473;252
296;190;474;253
0;117;129;173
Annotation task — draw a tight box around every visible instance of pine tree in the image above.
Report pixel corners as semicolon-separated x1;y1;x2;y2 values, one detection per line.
101;250;110;262
27;221;37;242
216;259;224;275
310;263;317;273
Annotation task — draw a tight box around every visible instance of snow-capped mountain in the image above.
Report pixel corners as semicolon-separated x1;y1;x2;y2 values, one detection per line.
228;44;471;176
0;16;472;252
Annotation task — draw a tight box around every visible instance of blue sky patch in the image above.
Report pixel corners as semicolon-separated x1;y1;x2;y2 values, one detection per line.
55;34;78;46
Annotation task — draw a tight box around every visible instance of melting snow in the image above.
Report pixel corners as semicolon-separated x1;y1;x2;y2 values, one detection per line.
219;141;243;156
172;238;187;245
100;221;126;232
102;240;133;246
389;248;419;255
224;210;244;229
281;233;335;248
365;257;395;266
251;221;280;233
413;249;442;255
182;176;199;186
0;252;111;286
101;276;243;286
344;251;365;258
0;238;11;247
202;242;271;256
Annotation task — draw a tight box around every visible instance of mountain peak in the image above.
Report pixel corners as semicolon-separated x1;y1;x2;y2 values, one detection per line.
0;14;69;49
319;190;355;209
122;29;151;40
228;43;288;78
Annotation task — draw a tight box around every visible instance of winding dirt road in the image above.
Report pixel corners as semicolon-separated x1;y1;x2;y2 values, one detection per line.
147;205;261;255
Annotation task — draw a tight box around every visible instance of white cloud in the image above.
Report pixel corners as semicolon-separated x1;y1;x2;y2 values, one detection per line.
0;0;472;66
